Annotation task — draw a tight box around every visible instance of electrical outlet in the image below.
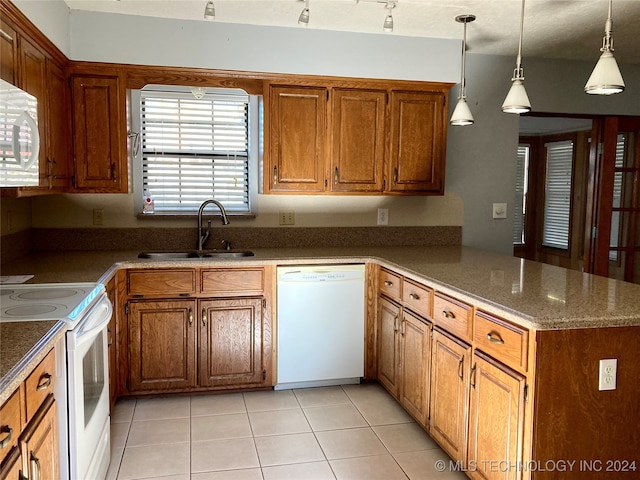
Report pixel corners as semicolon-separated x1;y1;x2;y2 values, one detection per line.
377;208;389;225
598;358;617;391
279;210;295;225
93;208;104;226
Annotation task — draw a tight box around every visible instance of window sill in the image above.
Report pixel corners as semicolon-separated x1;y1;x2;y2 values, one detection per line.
136;212;256;220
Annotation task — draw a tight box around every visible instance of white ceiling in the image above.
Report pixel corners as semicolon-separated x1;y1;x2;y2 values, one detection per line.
64;0;640;65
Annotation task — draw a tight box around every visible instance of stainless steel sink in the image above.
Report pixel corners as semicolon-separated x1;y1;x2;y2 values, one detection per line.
138;250;254;259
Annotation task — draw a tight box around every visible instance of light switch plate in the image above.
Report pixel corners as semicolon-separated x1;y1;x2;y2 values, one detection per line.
377;208;389;225
492;203;508;219
279;211;295;225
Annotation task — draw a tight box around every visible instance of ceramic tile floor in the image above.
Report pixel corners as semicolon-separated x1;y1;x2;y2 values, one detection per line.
106;383;467;480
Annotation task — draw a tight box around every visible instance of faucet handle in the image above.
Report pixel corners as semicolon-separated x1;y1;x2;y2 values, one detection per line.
221;239;232;251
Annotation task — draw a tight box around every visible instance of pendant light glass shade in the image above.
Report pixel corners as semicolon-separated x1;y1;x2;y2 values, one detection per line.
502;0;530;114
450;14;475;126
298;1;310;25
383;2;396;32
585;0;625;95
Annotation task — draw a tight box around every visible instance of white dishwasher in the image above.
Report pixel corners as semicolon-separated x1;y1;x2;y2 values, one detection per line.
275;264;365;390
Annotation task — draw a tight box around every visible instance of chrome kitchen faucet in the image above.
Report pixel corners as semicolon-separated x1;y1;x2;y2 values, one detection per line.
197;199;230;250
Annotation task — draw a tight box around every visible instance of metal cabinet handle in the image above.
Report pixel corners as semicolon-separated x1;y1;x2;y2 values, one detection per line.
273;166;278;184
458;357;464;379
0;425;13;448
470;363;477;388
393;167;398;184
110;163;117;182
442;310;455;319
409;293;420;300
188;308;193;325
400;317;406;336
384;281;393;287
31;452;41;480
36;373;52;391
393;315;398;333
202;308;207;326
334;166;339;184
487;331;505;345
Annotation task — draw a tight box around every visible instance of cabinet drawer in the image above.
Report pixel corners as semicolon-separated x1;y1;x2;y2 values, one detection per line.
379;268;401;301
0;389;21;464
25;349;55;422
474;311;529;372
433;292;473;342
402;279;432;318
128;269;196;296
200;268;264;296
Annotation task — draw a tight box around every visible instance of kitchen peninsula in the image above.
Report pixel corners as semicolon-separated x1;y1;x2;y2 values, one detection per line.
1;246;639;480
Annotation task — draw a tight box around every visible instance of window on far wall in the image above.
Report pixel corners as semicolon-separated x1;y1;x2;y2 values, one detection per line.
135;86;252;214
542;139;574;250
514;144;530;246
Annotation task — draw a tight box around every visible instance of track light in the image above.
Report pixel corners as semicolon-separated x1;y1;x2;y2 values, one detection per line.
585;0;625;95
450;14;475;126
298;0;310;25
383;2;396;33
502;0;531;114
204;0;215;20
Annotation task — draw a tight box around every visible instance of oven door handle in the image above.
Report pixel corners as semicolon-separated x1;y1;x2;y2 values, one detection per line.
67;297;113;351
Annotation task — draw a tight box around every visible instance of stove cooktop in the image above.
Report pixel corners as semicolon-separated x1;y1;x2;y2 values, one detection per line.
0;283;105;325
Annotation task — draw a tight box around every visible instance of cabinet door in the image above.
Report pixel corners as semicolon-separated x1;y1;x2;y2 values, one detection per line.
128;300;197;392
0;18;18;84
398;311;431;426
45;59;71;190
199;298;265;388
268;85;326;192
0;446;23;480
429;329;470;464
467;353;526;480
71;75;126;192
20;396;58;480
331;88;386;192
377;296;401;398
388;91;446;194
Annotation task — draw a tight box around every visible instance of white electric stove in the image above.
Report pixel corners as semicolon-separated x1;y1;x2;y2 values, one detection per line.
0;282;112;480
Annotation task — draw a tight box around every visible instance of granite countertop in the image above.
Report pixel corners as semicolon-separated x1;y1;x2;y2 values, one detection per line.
2;245;640;404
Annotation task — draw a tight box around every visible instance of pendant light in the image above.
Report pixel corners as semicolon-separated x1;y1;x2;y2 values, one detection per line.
450;14;476;126
502;0;530;114
204;0;215;20
585;0;625;95
383;2;396;33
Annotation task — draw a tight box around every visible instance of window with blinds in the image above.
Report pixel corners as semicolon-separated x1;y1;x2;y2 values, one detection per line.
514;144;530;245
609;134;626;261
542;140;574;250
140;88;250;213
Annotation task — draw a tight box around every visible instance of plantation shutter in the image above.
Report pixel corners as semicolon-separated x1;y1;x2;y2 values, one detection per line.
514;144;529;245
140;89;249;212
542;140;574;249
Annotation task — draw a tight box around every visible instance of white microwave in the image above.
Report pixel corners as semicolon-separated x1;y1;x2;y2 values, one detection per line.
0;79;40;187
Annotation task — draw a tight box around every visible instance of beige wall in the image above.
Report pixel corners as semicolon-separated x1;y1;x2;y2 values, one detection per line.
0;198;32;236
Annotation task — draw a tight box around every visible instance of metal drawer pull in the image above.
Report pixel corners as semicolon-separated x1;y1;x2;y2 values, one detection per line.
487;331;505;344
401;317;406;336
188;308;193;325
409;293;420;300
442;310;455;319
0;425;13;448
384;281;393;287
457;357;464;379
393;315;398;333
202;308;207;326
31;452;41;480
36;373;52;391
470;364;477;387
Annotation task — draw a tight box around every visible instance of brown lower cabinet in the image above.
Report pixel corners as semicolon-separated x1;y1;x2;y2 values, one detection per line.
429;328;471;464
467;352;526;480
20;396;58;480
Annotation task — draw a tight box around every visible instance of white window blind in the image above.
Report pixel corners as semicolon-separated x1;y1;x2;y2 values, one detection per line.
609;134;626;261
542;140;574;250
514;144;529;245
140;89;250;213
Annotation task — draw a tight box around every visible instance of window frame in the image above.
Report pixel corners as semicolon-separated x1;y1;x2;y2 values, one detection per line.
129;85;258;217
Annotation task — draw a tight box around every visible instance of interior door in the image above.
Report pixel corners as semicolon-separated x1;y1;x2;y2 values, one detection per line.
585;117;640;283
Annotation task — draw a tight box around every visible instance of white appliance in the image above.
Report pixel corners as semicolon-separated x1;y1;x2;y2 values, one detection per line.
0;79;40;187
0;283;112;480
276;264;365;390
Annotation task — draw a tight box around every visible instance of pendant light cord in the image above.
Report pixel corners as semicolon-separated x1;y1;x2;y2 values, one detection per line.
513;0;526;80
460;20;467;97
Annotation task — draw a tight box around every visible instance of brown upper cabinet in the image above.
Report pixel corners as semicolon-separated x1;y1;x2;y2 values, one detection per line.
70;73;127;192
0;17;18;84
264;81;451;195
